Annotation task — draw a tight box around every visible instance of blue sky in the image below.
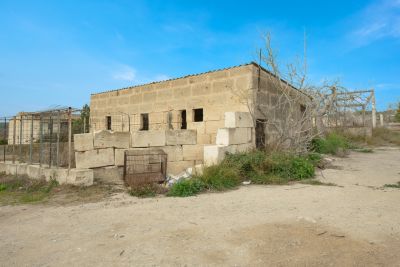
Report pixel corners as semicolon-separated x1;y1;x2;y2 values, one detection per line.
0;0;399;116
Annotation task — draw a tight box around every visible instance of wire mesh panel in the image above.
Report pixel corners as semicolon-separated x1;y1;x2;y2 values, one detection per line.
1;107;88;168
123;149;167;186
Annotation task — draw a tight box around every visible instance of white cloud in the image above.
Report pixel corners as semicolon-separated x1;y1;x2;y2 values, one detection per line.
112;65;136;82
350;0;400;46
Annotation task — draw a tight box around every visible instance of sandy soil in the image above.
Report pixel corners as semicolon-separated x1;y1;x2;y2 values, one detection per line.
0;148;400;266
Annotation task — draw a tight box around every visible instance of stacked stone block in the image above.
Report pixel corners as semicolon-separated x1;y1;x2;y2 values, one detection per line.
203;112;255;166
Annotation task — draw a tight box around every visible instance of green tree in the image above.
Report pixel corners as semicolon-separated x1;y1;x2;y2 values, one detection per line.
395;102;400;122
72;104;90;134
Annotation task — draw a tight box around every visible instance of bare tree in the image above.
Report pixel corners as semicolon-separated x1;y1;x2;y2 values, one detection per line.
238;33;338;153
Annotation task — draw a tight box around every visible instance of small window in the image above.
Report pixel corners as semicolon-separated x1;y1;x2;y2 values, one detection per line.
181;110;187;129
193;108;203;122
106;116;112;130
140;113;149;131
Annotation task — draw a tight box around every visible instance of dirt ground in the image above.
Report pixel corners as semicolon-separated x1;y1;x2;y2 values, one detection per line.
1;148;400;266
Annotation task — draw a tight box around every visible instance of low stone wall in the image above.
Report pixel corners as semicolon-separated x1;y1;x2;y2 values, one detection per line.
0;161;93;186
327;126;373;138
74;111;255;184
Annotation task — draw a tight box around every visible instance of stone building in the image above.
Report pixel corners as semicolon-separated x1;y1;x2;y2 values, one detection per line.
77;62;308;182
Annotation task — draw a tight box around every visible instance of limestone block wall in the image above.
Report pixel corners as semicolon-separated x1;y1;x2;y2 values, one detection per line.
89;64;255;146
203;112;255;166
74;111;256;183
74;129;205;183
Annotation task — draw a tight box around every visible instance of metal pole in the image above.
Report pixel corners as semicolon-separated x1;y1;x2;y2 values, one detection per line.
39;115;43;167
30;115;33;163
19;115;23;162
49;116;53;167
12;116;16;164
362;105;366;127
83;116;86;133
56;111;60;168
128;115;130;132
3;117;6;162
68;107;72;172
371;89;377;128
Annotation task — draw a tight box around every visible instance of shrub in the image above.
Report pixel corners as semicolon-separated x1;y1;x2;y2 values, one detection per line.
312;133;349;155
383;181;400;188
167;151;316;197
223;151;267;181
198;165;242;191
167;179;206;197
129;183;163;198
269;154;315;180
225;151;315;183
306;153;323;166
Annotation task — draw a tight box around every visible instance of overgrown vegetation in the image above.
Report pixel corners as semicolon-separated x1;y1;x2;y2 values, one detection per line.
0;176;58;204
367;128;400;146
311;132;350;156
383;181;400;189
0;139;7;145
167;151;317;197
395;102;400;122
167;179;206;197
128;183;166;198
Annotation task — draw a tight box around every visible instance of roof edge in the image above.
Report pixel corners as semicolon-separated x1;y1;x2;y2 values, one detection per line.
91;62;256;96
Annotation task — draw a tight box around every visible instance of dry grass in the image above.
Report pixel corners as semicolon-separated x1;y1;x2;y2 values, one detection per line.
345;128;400;147
0;173;120;206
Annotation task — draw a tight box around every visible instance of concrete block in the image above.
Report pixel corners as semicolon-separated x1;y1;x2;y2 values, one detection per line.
204;145;235;166
93;166;124;185
16;163;28;176
187;122;205;134
0;162;5;173
160;146;183;162
94;130;130;149
114;148;127;166
233;143;254;153
167;160;195;175
131;130;166;147
182;145;204;161
224;112;253;128
205;120;223;134
216;128;252;145
165;130;197;145
67;168;93;186
27;165;44;179
194;164;204;175
6;163;18;176
75;148;115;169
197;133;211;144
74;133;94;151
43;168;68;184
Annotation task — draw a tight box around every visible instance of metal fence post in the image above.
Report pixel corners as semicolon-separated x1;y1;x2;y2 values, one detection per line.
12;116;16;164
49;116;53;167
39;115;43;167
3;117;6;162
19;115;23;162
68;107;72;172
83;116;86;133
30;115;33;163
56;111;60;168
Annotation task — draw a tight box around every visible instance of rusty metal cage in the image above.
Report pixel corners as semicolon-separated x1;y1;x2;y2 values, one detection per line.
123;148;167;186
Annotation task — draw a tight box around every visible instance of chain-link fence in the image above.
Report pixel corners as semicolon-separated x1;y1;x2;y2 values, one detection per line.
0;107;88;169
